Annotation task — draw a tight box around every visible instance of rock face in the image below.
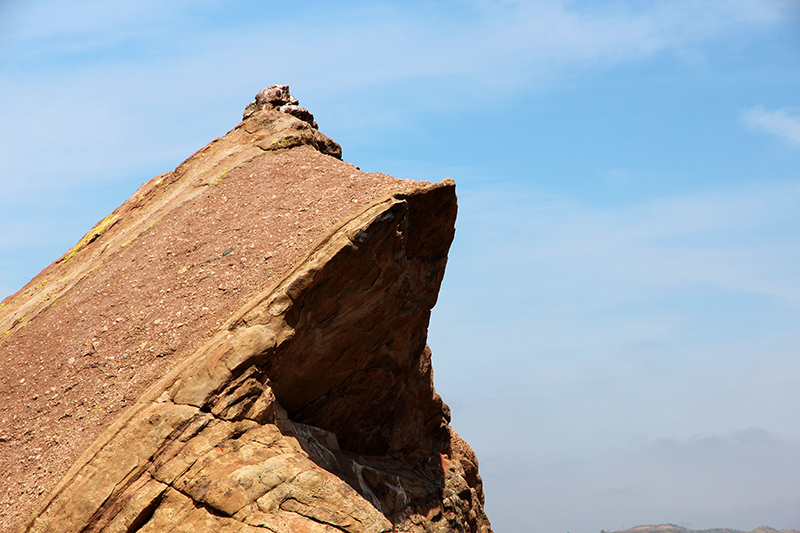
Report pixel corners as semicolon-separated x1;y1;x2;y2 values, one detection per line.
0;86;492;533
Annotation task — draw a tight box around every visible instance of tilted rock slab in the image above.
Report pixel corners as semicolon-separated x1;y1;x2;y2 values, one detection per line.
1;87;492;533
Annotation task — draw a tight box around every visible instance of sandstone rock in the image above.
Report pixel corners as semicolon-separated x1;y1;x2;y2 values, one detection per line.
1;86;492;533
243;84;319;129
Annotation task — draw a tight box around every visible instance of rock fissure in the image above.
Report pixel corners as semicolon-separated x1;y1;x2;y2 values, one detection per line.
124;481;169;533
280;502;363;533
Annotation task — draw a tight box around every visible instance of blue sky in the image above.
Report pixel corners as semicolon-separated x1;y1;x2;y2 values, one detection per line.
1;1;799;532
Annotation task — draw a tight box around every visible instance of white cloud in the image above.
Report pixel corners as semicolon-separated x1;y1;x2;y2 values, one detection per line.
0;0;792;194
446;179;800;315
465;0;786;71
216;0;790;101
1;1;790;97
741;105;800;147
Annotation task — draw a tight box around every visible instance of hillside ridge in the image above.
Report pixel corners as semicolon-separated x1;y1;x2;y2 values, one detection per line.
611;525;800;533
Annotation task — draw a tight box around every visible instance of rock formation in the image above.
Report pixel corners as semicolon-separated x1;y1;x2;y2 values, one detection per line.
0;86;492;533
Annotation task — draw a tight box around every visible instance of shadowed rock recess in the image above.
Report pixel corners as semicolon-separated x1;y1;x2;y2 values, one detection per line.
0;86;492;533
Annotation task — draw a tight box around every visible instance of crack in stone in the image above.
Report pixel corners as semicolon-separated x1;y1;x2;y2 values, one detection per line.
124;480;169;533
280;499;354;533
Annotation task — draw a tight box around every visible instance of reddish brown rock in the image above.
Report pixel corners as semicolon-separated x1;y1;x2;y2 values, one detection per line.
0;86;492;533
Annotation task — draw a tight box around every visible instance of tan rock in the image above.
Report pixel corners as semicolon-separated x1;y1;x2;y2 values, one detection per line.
2;86;491;533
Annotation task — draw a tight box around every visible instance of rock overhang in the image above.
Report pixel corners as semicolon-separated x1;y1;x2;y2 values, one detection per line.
1;86;492;533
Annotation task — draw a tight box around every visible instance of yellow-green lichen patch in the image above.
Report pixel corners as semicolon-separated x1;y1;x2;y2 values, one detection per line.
14;311;33;328
210;167;232;186
118;216;159;250
59;213;120;264
271;135;300;150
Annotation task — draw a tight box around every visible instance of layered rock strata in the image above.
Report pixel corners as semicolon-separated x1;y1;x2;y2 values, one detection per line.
0;86;492;532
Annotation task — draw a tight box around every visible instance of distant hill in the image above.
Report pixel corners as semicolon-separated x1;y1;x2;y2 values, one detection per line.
610;524;799;533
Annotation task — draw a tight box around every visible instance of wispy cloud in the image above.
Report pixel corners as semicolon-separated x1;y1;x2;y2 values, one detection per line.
464;0;787;72
448;179;800;314
0;0;791;190
432;178;800;436
0;0;790;186
1;1;790;94
741;105;800;147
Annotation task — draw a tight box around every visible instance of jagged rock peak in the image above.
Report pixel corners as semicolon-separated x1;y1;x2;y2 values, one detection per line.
1;86;492;533
243;84;318;128
236;84;341;159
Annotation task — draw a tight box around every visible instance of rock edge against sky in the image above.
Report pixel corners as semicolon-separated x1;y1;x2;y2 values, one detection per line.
0;86;492;533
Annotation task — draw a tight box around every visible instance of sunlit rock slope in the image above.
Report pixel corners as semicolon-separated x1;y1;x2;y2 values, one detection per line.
0;86;491;533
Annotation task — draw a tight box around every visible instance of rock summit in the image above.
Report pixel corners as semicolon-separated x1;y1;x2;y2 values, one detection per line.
0;86;492;533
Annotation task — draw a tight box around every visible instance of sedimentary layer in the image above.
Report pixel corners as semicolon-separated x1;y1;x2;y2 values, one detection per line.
0;87;492;532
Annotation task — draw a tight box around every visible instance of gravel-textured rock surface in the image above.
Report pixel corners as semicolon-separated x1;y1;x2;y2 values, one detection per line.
1;86;492;533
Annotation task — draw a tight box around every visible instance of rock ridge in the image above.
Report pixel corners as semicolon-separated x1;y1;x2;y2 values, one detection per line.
0;86;492;533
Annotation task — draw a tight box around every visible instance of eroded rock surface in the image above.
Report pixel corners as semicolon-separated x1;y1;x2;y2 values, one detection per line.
1;86;492;533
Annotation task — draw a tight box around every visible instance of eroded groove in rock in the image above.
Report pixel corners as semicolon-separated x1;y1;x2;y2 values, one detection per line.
3;86;492;533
